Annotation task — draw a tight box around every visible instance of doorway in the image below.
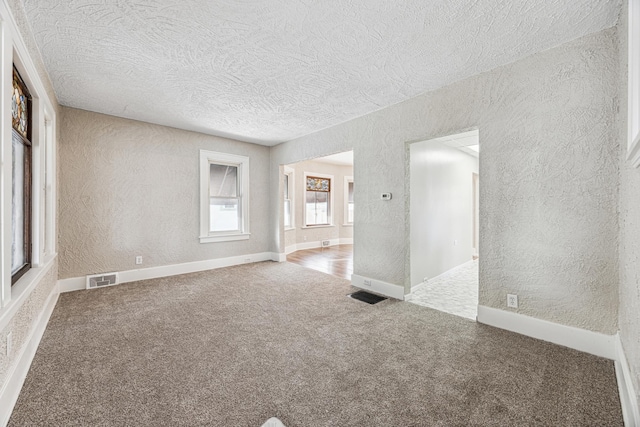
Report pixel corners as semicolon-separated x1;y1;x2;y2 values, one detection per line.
408;130;479;320
281;151;354;280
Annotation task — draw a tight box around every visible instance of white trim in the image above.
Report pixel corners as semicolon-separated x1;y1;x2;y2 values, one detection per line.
629;0;640;167
351;274;404;300
58;252;276;293
615;333;640;426
285;244;297;255
283;166;294;229
301;225;335;229
270;252;286;262
285;238;350;255
344;175;354;225
0;256;55;333
199;150;250;243
476;305;616;360
199;233;250;244
0;281;58;427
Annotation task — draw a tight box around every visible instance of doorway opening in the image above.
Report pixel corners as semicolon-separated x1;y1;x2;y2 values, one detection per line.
408;130;479;320
281;151;354;280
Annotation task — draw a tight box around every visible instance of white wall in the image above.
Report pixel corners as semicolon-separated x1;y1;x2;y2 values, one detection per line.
410;140;478;287
270;28;619;334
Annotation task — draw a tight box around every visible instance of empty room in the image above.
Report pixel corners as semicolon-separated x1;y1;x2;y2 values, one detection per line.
0;0;639;426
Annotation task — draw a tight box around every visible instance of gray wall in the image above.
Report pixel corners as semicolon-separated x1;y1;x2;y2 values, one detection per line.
410;141;478;287
616;2;640;407
59;107;271;279
270;28;619;334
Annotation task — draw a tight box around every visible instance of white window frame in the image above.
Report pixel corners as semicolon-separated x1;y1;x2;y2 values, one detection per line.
303;171;334;228
284;166;295;230
628;0;640;167
344;176;354;226
0;1;58;331
199;150;250;243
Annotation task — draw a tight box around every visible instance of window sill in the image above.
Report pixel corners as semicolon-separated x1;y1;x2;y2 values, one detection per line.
342;223;354;227
0;254;57;333
284;227;296;231
301;225;335;229
199;233;250;243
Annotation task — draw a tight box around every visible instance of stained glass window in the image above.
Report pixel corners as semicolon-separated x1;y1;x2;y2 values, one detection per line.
12;67;30;139
11;66;32;284
306;177;330;192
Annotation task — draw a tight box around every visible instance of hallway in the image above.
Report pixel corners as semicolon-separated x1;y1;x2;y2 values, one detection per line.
408;260;478;321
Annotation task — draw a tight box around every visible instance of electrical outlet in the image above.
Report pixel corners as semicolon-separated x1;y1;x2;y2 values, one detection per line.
6;332;12;356
363;279;372;286
135;256;143;265
507;294;518;308
303;236;307;241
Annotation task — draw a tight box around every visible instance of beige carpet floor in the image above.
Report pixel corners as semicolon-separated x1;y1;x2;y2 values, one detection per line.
9;262;623;426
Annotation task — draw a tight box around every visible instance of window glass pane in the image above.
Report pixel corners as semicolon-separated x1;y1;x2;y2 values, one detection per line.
210;197;239;232
284;174;289;200
348;203;354;223
348;181;354;202
210;164;237;197
306;191;329;225
284;199;291;227
12;134;26;274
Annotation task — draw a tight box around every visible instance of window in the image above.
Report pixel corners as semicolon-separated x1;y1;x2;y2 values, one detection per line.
11;67;32;284
199;150;250;243
305;174;332;226
283;167;294;228
344;177;354;224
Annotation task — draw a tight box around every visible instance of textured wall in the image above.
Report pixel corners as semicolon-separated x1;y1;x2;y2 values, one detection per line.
616;2;640;406
410;141;478;287
285;160;353;247
270;28;619;334
0;0;61;404
58;107;271;279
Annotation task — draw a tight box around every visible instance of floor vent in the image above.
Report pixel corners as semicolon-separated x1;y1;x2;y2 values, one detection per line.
86;272;118;290
349;290;387;305
321;240;331;247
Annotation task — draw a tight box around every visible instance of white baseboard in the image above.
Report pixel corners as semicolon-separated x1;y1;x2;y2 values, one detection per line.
286;238;346;253
615;334;640;427
351;274;405;300
270;252;286;262
58;252;277;293
477;305;616;360
285;244;297;255
0;283;59;426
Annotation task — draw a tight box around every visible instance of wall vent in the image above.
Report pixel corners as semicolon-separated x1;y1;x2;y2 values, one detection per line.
86;272;118;290
322;240;331;247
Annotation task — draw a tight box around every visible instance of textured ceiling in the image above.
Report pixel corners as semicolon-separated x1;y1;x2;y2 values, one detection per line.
22;0;621;145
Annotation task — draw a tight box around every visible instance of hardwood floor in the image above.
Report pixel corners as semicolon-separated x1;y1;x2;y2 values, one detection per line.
287;244;353;280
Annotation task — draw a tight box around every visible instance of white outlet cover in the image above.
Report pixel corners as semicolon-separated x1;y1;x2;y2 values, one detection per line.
507;294;518;308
